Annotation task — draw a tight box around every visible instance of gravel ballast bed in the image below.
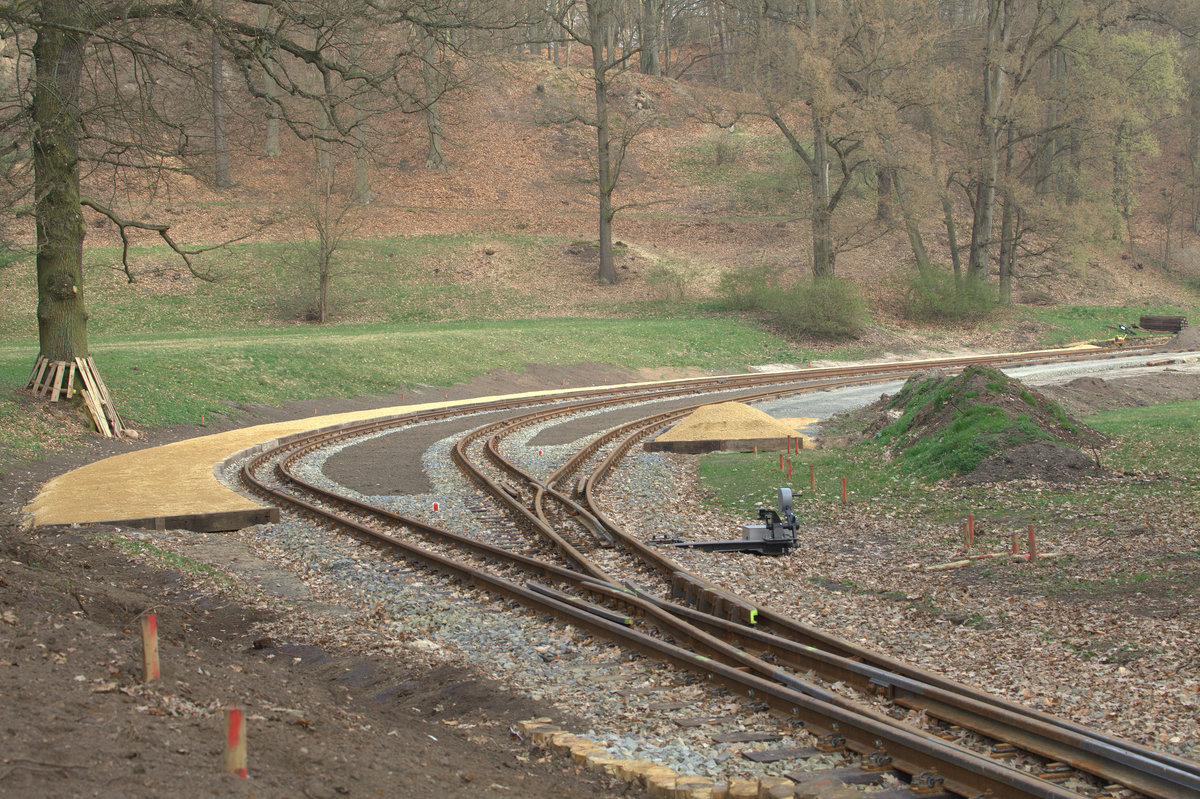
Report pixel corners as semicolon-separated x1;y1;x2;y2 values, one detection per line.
181;373;1200;783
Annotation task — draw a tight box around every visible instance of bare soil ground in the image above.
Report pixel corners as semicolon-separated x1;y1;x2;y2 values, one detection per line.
0;363;650;799
3;361;1199;797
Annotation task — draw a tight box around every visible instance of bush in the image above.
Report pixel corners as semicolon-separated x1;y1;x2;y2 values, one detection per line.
713;264;785;312
901;267;995;321
767;276;867;339
642;263;691;302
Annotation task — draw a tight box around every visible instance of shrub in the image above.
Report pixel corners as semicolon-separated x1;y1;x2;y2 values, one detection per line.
901;267;995;321
713;264;784;312
642;263;691;302
767;276;867;339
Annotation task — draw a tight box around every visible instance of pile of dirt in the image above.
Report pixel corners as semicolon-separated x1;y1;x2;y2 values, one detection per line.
654;402;809;443
1042;370;1200;416
950;439;1106;485
1162;325;1200;351
864;367;1109;484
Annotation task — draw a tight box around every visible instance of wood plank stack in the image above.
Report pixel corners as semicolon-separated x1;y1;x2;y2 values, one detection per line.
1138;315;1188;333
25;355;125;438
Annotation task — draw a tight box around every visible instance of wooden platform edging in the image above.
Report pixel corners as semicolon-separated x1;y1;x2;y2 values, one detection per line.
113;507;280;533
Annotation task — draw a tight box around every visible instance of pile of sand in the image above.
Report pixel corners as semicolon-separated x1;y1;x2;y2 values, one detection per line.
655;402;813;444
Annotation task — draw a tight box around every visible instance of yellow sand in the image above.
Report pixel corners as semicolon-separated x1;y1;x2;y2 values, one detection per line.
24;379;673;528
655;402;813;443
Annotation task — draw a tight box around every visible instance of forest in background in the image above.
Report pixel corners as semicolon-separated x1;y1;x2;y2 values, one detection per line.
2;0;1200;352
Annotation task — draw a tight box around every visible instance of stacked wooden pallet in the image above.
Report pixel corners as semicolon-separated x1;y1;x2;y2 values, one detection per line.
25;355;125;437
1138;315;1188;333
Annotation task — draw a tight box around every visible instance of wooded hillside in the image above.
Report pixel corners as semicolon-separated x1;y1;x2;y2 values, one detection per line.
2;0;1199;350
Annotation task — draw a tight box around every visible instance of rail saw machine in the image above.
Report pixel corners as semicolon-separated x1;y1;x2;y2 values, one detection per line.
672;488;799;556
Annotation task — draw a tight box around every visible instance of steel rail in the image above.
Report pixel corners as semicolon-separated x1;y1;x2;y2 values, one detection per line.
557;388;1200;798
235;344;1185;798
244;423;1085;799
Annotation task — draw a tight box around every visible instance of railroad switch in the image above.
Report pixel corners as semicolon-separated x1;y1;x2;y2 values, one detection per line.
670;488;800;556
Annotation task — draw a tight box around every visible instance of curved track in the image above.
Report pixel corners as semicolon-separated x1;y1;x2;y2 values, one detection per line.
237;346;1200;799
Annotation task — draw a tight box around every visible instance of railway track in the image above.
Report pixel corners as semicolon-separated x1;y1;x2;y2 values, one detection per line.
234;345;1200;799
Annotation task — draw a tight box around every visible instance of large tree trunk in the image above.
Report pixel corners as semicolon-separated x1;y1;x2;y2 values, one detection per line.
810;110;835;278
639;0;662;76
875;167;893;223
967;0;1008;284
258;6;282;157
420;28;447;171
210;0;232;189
33;0;89;363
997;196;1015;305
590;0;617;285
892;173;931;276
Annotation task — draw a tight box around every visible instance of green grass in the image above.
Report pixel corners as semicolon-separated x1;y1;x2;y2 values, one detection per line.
0;316;817;468
697;397;1200;551
97;533;239;591
1011;303;1195;346
0;233;691;341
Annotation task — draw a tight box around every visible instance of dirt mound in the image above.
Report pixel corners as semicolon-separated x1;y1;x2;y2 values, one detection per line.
1043;370;1200;416
1162;325;1200;351
950;440;1105;485
866;367;1109;483
654;402;807;442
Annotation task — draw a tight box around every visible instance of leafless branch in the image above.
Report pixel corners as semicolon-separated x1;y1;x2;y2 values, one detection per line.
79;197;237;283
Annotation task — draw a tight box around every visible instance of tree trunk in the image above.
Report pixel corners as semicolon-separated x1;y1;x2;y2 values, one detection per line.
810;110;835;278
1113;120;1133;242
210;0;231;188
943;194;963;288
421;29;448;170
997;135;1016;305
590;0;617;285
639;0;662;76
259;6;282;158
875;166;892;223
967;0;1008;284
33;0;89;363
893;173;931;276
997;195;1014;305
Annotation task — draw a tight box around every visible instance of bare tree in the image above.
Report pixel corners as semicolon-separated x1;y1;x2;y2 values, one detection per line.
550;0;655;285
0;0;518;402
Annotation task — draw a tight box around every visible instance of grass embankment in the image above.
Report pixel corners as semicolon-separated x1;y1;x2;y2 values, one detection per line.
0;317;813;469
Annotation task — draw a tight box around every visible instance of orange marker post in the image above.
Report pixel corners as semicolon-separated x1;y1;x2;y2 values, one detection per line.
140;613;160;683
841;476;847;504
1028;525;1037;562
967;514;975;548
809;464;815;490
224;707;248;778
786;459;792;479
